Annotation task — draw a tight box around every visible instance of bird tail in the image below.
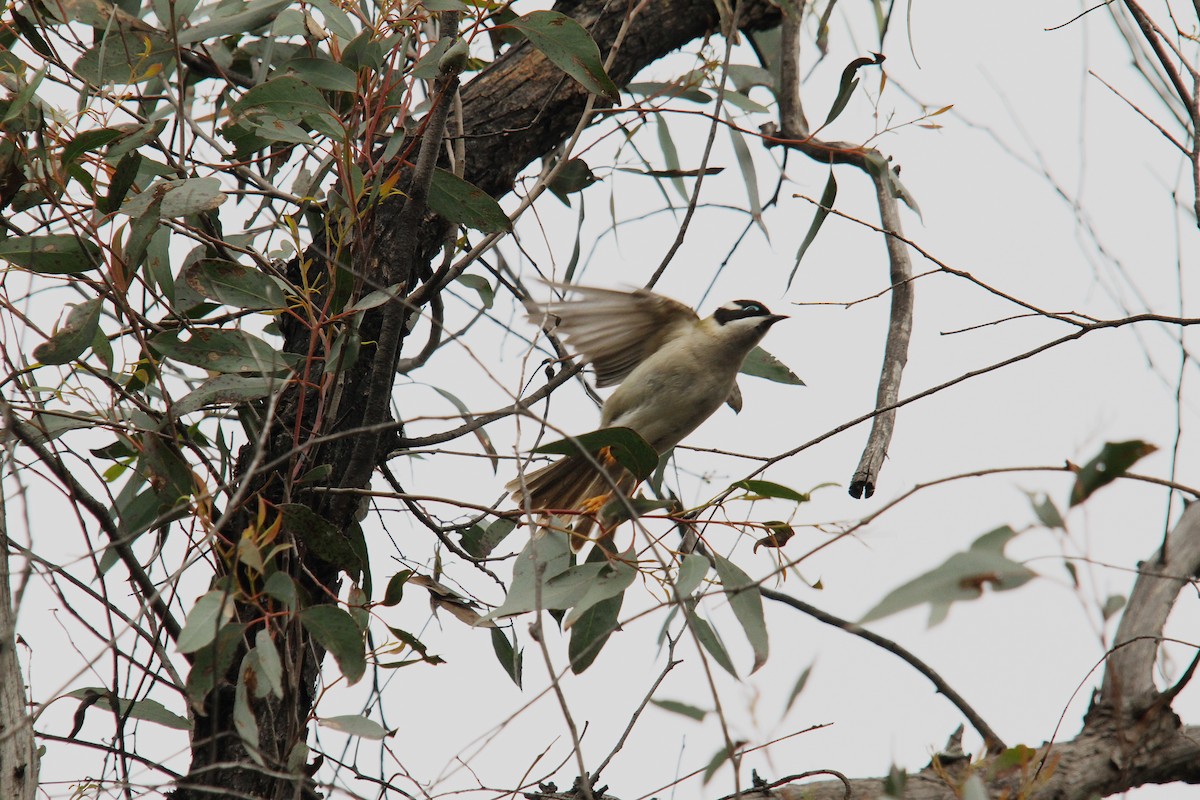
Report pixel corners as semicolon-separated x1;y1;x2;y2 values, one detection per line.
507;448;635;551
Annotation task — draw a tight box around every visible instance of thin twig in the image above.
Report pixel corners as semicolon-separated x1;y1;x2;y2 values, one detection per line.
592;642;682;780
645;0;742;289
760;587;1007;753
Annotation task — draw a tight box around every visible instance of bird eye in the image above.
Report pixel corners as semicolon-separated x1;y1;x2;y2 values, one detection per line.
741;302;763;314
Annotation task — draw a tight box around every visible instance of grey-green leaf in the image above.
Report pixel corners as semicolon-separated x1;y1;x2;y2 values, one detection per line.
507;11;620;102
177;589;235;654
650;698;707;721
713;554;769;672
739;346;805;385
0;234;102;274
532;426;659;481
152;328;292;374
34;298;103;365
428;168;510;233
490;627;523;688
685;606;737;677
171;375;276;419
319;714;390;739
860;526;1036;626
300;605;366;685
791;168;837;286
183;259;286;310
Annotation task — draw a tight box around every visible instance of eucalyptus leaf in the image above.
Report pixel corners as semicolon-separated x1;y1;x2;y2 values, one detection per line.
507;11;619;101
300;605;366;684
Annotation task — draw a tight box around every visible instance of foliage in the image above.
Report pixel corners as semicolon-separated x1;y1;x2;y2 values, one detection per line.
0;0;1197;799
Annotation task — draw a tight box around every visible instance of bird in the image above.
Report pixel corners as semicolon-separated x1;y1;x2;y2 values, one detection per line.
507;282;786;550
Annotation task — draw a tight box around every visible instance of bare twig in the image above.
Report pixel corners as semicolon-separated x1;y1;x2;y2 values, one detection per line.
760;587;1007;753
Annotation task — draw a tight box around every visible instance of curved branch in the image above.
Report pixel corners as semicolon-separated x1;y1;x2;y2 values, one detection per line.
1100;501;1200;715
760;587;1006;753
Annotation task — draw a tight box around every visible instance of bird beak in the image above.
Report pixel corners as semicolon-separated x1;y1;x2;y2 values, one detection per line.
765;314;788;326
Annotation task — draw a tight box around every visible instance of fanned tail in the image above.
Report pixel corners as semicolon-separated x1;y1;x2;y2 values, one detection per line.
507;450;635;551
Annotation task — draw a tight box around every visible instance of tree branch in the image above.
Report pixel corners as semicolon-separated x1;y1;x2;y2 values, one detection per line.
1099;501;1200;715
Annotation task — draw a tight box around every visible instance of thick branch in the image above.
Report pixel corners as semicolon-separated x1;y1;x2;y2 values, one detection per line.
0;476;37;800
848;172;914;498
1100;502;1200;715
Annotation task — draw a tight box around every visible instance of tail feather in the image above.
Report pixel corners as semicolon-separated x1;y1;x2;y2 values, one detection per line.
507;453;635;550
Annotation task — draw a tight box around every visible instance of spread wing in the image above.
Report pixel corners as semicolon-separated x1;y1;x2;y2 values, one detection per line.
528;283;698;387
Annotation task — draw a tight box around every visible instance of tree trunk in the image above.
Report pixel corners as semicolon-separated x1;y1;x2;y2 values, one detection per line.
0;480;37;800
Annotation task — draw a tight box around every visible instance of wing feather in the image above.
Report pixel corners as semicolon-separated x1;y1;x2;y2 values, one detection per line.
528;283;698;387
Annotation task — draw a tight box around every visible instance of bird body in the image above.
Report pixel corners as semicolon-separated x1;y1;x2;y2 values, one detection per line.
508;283;785;548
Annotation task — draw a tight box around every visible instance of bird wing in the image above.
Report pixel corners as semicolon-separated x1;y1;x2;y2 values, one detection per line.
528;283;699;387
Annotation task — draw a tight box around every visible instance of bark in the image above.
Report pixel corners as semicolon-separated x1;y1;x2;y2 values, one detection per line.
174;1;783;797
0;482;37;800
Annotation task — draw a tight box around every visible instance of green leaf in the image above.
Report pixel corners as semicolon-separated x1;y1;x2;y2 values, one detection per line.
860;525;1036;626
381;570;411;607
732;479;811;503
568;592;622;673
102;151;143;214
177;589;235;654
739;346;805;385
674;553;709;598
713;554;769;672
490;627;523;688
703;743;736;785
171;375;276;418
1069;440;1157;507
283;57;359;92
300;605;366;685
459;518;516;559
783;662;813;714
382;625;444;667
183;259;286;310
61;127;126;170
548;158;597;203
563;553;637;628
234;653;262;765
319;714;390;739
74;30;174;85
185;622;246;708
253;629;283;699
34;298;103;365
1025;490;1065;529
507;11;620;101
433;386;499;472
1101;593;1126;621
650;699;707;721
177;0;292;44
598;495;675;525
0;234;101;274
727;119;763;229
791;168;837;286
823;53;884;127
224;75;341;142
685;605;737;677
627;81;712;104
484;533;572;620
65;689;192;730
456;274;495;308
428;168;510;233
152;328;292;374
279;504;362;579
121;177;227;219
532;426;659;481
